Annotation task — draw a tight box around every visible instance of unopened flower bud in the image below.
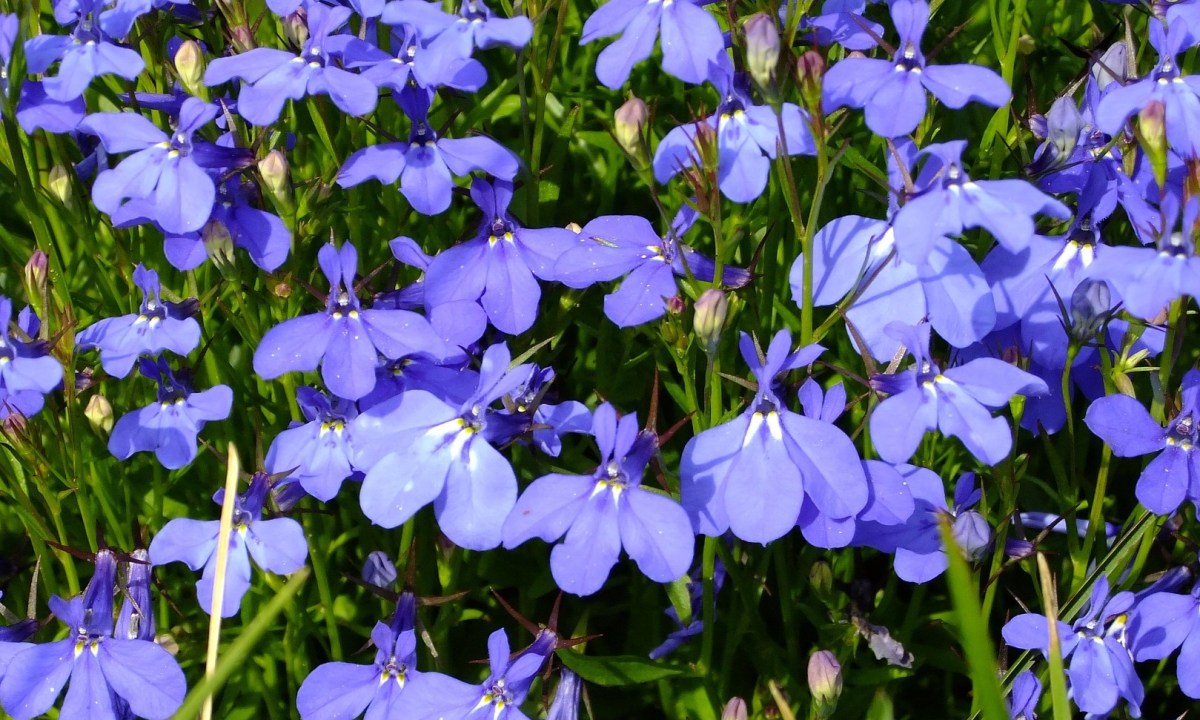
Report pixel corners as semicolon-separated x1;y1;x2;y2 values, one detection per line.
174;40;206;98
283;8;309;48
362;550;397;587
203;219;235;267
258;150;291;205
1138;100;1168;186
952;510;992;561
744;13;780;90
694;289;728;353
808;650;843;714
547;669;581;720
46;165;74;208
1046;96;1083;162
230;24;256;53
273;281;292;298
1092;42;1129;91
797;50;826;114
720;697;748;720
615;96;649;164
85;394;114;435
809;560;833;600
23;250;48;303
1070;277;1112;340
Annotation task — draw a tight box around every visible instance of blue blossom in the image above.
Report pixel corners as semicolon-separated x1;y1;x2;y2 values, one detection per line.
483;364;592;456
1007;671;1041;720
0;550;186;720
502;402;695;596
23;0;145;102
0;13;17;96
680;330;867;545
342;23;486;93
297;592;422;719
383;0;532;80
782;0;883;52
264;387;359;502
14;81;87;135
351;343;529;549
338;88;519;215
546;669;581;720
203;3;378;126
822;0;1011;138
253;241;450;401
868;322;1048;465
581;0;727;89
1003;576;1143;717
1128;579;1200;699
160;176;292;272
76;264;201;378
654;70;815;204
149;472;309;617
0;297;62;418
108;357;233;469
1083;369;1200;516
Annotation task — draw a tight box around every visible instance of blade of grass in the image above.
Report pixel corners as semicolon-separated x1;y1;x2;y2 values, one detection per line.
201;441;243;720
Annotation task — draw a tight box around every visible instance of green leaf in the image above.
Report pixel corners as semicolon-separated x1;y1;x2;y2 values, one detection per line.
665;575;693;628
555;649;689;686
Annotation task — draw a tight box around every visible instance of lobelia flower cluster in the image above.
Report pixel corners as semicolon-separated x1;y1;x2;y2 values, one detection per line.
5;0;1200;716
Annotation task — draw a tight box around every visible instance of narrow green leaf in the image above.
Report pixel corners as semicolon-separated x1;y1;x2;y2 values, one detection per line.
555;649;688;686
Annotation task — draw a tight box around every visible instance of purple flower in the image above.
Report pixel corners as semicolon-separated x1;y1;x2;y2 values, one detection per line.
791;214;996;361
783;0;883;52
115;549;155;643
351;343;528;549
891;140;1071;264
343;23;486;93
1003;576;1143;717
297;592;421;719
1007;671;1041;720
852;470;991;583
253;241;449;401
403;627;555;720
264;387;359;502
483;364;592;456
502;403;695;596
822;0;1010;138
421;178;578;335
383;0;532;79
581;0;727;89
23;0;145;102
680;330;867;544
0;550;186;720
547;669;581;720
108;358;233;469
14;80;87;135
149;472;309;617
76;264;201;378
654;70;815;204
337;88;518;215
869;322;1048;465
552;211;751;327
1082;369;1200;516
1128;580;1200;699
203;3;378;126
1096;17;1200;157
78;98;240;234
0;297;63;406
161;176;292;272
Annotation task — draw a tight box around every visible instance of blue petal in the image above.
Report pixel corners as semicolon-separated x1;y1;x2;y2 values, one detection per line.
659;1;724;85
1083;394;1166;457
296;662;380;720
1136;445;1190;515
246;518;309;574
98;639;187;719
0;639;74;720
920;63;1010;110
359;431;456;528
60;649;113;720
502;473;594;547
723;413;805;544
679;416;746;535
870;387;937;464
593;4;661;89
253;314;334;380
148;518;218;570
619;488;694;583
433;438;516;550
550;495;622;596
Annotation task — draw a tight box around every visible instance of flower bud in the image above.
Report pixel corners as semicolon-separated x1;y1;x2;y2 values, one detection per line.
807;650;843;714
174;40;206;98
952;510;993;561
666;294;686;316
283;8;309;48
615;96;649;165
693;289;728;353
46;165;74;208
797;50;826;115
1137;100;1168;187
230;24;256;53
1045;96;1083;163
258;150;291;205
744;13;780;90
203;219;235;267
23;250;48;305
1070;277;1112;340
1092;42;1129;91
547;669;581;720
85;394;114;435
720;697;748;720
809;560;833;601
362;550;397;587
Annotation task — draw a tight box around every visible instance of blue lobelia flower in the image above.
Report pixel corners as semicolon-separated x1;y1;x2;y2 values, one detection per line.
160;176;292;272
782;0;883;52
546;669;581;720
680;330;867;545
421;178;579;335
1003;576;1143;718
852;470;991;583
108;357;233;469
297;591;422;719
1083;369;1200;516
78;97;245;234
402;626;555;720
868;321;1048;466
890;140;1071;264
502;402;695;596
1096;16;1200;158
580;0;727;89
654;69;815;204
0;297;63;416
552;210;752;328
203;3;378;126
115;549;155;644
264;387;359;502
253;241;450;401
822;0;1010;138
1128;579;1200;699
149;472;309;617
22;0;145;102
383;0;532;81
76;264;201;378
338;88;519;215
0;14;18;98
351;343;529;550
0;550;187;720
342;23;486;95
483;364;592;457
790;214;996;362
1007;671;1042;720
